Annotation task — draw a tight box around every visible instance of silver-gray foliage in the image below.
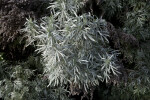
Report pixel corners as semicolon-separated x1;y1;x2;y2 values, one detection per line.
23;0;120;96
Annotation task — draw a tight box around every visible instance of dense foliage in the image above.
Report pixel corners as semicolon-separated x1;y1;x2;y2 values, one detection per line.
0;0;150;100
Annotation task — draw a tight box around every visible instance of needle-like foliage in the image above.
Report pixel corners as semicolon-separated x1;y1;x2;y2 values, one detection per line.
23;0;120;97
2;0;150;100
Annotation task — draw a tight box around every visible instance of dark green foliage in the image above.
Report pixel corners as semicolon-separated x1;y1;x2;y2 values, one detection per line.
97;0;150;100
0;56;71;100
